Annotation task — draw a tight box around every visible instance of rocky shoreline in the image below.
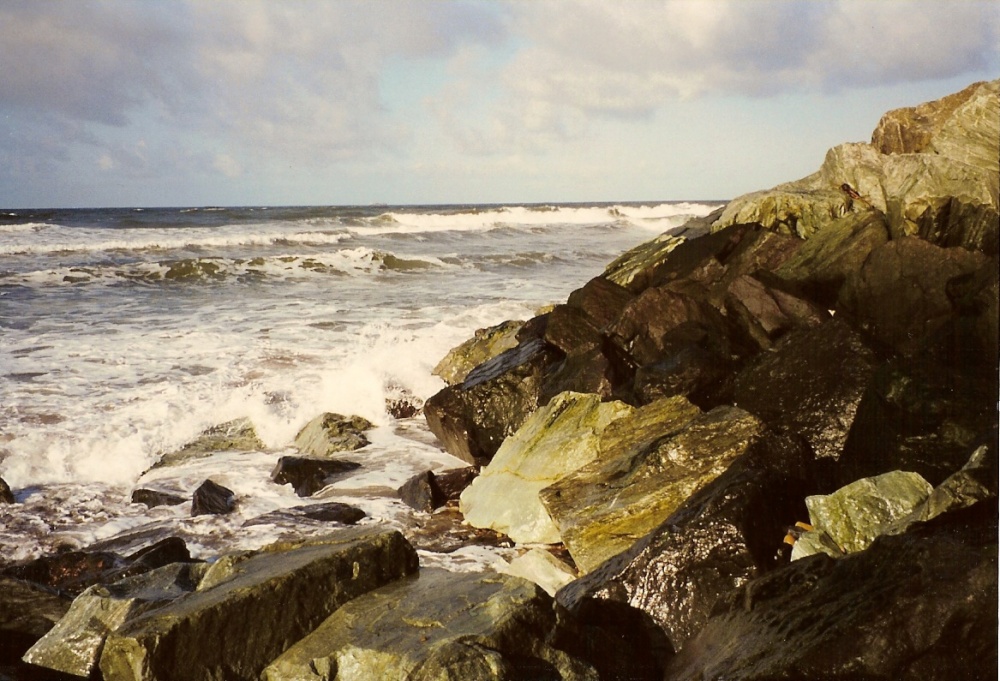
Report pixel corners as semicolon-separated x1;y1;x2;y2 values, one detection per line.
2;80;997;680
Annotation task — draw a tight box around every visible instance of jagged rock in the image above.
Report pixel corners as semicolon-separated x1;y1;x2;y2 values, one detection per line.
263;569;664;681
559;433;814;650
432;319;525;386
499;548;577;597
566;276;635;329
631;343;730;407
539;347;616;403
0;477;14;504
723;274;829;351
152;417;265;469
666;500;998;681
397;466;477;513
838;237;988;356
23;563;206;678
793;471;933;560
542;403;765;573
731;320;878;463
460;392;634;544
99;528;419;681
542;304;603;356
190;479;236;516
872;80;989;155
293;412;373;457
270;456;361;497
130;488;185;508
773;210;890;307
0;577;70;666
424;339;561;466
243;502;367;527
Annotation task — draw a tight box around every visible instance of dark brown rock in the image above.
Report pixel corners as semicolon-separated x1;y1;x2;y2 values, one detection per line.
558;433;814;650
0;577;70;666
0;478;14;504
245;501;367;527
130;488;186;508
423;339;560;465
398;467;478;513
666;500;998;681
191;479;236;516
731;319;879;463
542;304;602;355
566;275;635;329
539;346;615;403
2;551;121;597
723;274;830;351
269;456;361;497
917;197;999;256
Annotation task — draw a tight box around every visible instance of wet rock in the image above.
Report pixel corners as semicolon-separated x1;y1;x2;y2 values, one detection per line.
424;339;561;466
190;479;236;516
542;403;764;574
397;466;478;513
666;500;998;681
432;319;525;386
0;577;70;666
558;433;814;650
565;275;635;329
263;569;664;681
3;551;121;597
100;528;419;681
631;342;730;407
460;392;634;544
773;209;890;307
385;395;421;419
130;488;185;508
244;501;367;527
152;417;265;469
270;456;362;497
539;346;616;403
542;304;603;356
499;548;577;597
293;412;373;457
731;319;879;463
404;506;512;555
723;274;829;351
0;478;14;504
23;562;206;678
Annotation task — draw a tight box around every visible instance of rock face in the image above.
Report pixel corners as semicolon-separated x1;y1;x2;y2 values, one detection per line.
460;392;634;544
542;404;765;573
293;413;374;457
666;501;998;681
432;319;524;385
263;569;664;681
270;456;362;497
99;528;419;681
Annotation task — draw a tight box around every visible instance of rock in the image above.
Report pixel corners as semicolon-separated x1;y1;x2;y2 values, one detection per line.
99;528;419;681
565;276;635;329
404;506;512;555
397;466;478;513
385;396;421;419
459;392;634;544
499;548;577;597
773;209;890;307
190;479;236;516
872;81;986;155
293;412;373;457
244;501;367;527
542;403;765;573
432;319;525;386
0;577;70;666
731;319;879;462
270;456;362;497
152;417;265;469
631;343;731;408
665;500;998;681
542;304;603;356
794;470;933;559
559;433;814;650
23;563;206;678
263;569;664;681
539;347;616;403
424;339;561;466
838;237;988;356
0;478;14;504
722;274;829;351
130;488;186;508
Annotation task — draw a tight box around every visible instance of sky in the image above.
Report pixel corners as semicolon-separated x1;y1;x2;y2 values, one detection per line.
1;0;997;208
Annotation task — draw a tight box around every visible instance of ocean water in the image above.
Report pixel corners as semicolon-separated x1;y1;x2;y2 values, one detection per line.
0;202;719;568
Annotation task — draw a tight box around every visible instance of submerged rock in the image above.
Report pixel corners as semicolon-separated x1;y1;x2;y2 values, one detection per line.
243;501;367;527
542;403;764;573
432;319;525;386
130;488;185;508
270;456;362;497
460;392;634;544
100;528;419;681
152;417;265;469
293;412;373;457
666;500;998;681
190;479;236;516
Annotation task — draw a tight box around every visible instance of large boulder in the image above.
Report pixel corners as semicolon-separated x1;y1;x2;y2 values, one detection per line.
731;319;879;464
666;500;998;681
559;433;814;650
871;80;989;155
433;319;525;386
99;528;419;681
293;413;373;457
151;417;265;469
541;403;765;573
424;339;561;466
263;569;665;681
459;392;634;544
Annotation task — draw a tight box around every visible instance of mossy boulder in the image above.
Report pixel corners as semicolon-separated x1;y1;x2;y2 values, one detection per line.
152;417;265;469
433;320;525;386
293;413;374;457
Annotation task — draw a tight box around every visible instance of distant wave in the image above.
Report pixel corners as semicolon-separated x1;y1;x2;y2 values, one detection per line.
0;222;51;234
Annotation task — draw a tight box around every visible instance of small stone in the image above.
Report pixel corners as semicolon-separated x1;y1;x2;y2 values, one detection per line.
191;479;236;516
131;488;186;508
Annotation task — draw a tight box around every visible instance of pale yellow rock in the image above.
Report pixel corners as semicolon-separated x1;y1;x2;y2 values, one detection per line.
499;548;577;596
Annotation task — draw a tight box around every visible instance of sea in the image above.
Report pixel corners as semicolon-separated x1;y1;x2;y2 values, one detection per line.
0;202;720;570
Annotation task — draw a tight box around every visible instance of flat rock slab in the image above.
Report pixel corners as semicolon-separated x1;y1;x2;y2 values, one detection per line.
244;502;367;528
131;488;186;508
542;403;764;573
99;528;419;681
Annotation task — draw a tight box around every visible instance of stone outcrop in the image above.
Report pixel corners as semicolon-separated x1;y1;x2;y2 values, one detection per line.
432;319;524;385
460;392;634;544
293;413;373;457
99;528;418;681
270;456;362;497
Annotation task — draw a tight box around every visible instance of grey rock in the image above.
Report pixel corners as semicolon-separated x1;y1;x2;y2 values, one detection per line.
130;488;185;508
270;456;361;497
152;417;265;469
0;577;70;666
190;479;235;516
293;413;374;457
